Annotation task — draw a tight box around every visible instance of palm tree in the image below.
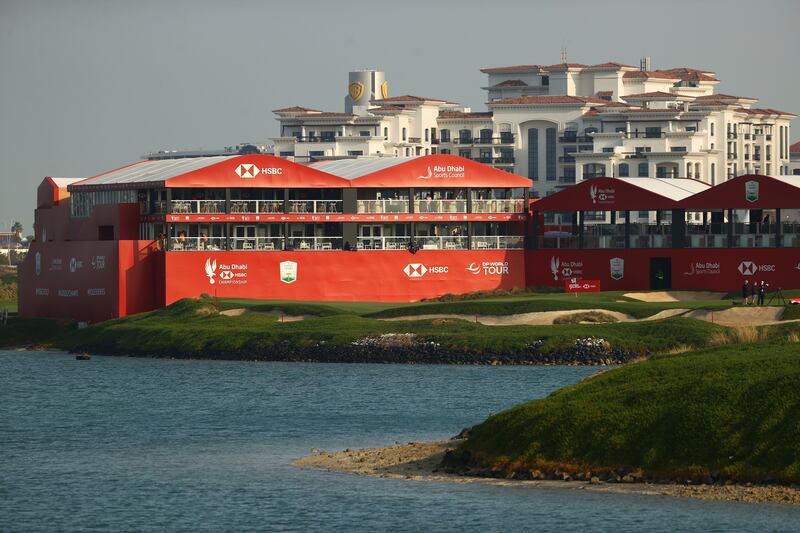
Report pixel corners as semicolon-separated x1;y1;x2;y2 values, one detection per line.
11;221;22;237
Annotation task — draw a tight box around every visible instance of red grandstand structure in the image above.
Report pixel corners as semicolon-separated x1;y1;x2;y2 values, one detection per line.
18;154;800;321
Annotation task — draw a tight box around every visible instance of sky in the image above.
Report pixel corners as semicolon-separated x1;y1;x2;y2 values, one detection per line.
1;0;798;234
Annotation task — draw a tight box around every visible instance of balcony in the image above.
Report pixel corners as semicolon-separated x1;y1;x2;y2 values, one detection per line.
471;199;525;213
727;132;737;140
727;153;737;159
296;136;337;143
558;176;576;184
171;236;226;251
288;200;342;214
414;199;467;213
559;135;593;143
474;135;516;145
415;235;468;250
407;137;421;144
470;235;524;249
492;156;515;164
454;137;474;145
231;237;285;251
753;154;762;161
230;200;283;214
171;200;225;214
356;236;409;250
286;236;342;251
558;156;576;163
356;199;410;214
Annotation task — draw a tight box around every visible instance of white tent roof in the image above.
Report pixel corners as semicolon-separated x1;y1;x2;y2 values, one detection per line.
310;157;416;180
616;177;711;201
72;156;234;187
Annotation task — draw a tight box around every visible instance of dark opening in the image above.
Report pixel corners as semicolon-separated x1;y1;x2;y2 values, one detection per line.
649;257;672;290
98;225;115;241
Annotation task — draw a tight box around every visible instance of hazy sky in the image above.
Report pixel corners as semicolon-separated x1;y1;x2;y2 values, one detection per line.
1;0;798;233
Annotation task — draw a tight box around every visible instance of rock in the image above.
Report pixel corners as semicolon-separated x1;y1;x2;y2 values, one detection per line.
590;476;601;484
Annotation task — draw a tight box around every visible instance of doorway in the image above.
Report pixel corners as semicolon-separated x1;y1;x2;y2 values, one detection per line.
650;257;672;290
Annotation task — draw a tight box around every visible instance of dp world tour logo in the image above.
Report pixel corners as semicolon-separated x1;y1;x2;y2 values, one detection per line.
205;258;217;284
466;263;481;275
589;185;598;204
235;163;260;178
404;263;428;278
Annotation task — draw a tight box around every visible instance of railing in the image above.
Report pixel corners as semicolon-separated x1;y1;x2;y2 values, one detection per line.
230;237;285;251
558;176;576;184
356;199;410;214
408;137;421;143
170;200;225;214
286;237;342;250
470;199;525;213
629;234;672;248
558;156;575;163
295;136;338;143
229;200;284;214
170;237;226;251
287;200;342;214
620;131;665;139
686;234;728;248
470;235;524;249
414;236;468;250
559;135;593;143
473;136;516;145
727;132;737;140
356;236;409;250
414;199;468;213
583;173;605;179
493;156;515;164
454;137;474;144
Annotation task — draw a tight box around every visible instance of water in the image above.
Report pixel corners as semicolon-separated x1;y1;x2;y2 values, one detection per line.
1;351;797;532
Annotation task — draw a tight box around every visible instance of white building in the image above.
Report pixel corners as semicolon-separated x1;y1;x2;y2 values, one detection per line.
790;141;800;175
436;59;794;197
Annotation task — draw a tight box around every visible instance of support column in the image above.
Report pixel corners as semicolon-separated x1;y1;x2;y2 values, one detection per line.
727;208;734;248
578;211;584;249
671;209;686;248
624;210;630;249
467;221;472;250
776;208;782;248
466;188;472;214
408;188;415;214
225;188;231;214
283;188;290;214
225;223;231;251
284;222;290;250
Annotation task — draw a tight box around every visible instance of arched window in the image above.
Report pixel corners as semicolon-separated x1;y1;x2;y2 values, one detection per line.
383;127;388;139
638;162;648;177
695;162;701;180
402;128;407;141
424;129;429;142
479;128;492;143
711;163;716;182
618;163;629;177
710;122;715;136
687;163;693;178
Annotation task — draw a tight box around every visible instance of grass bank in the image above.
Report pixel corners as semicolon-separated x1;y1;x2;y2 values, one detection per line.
455;342;800;483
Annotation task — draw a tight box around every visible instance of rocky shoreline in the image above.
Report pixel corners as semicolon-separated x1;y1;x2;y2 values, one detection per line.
62;334;638;365
294;440;800;506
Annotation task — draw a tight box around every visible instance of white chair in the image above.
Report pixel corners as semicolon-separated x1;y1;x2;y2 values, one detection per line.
321;242;332;250
299;241;310;250
263;242;274;251
356;241;364;250
445;241;457;250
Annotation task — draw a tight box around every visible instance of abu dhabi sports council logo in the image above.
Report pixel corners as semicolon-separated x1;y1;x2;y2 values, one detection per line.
550;256;560;280
205;258;217;284
417;166;433;180
404;263;428;278
235;163;260;178
589;185;598;204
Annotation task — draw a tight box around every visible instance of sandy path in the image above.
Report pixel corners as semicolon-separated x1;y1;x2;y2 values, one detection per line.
294;440;800;506
380;308;690;326
624;291;727;302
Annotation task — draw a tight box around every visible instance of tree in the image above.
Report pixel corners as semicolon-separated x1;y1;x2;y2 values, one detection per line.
237;144;260;155
11;221;22;236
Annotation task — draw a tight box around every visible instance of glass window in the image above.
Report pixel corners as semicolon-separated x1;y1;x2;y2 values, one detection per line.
638;163;648;177
618;163;629;177
546;127;556;180
527;128;538;180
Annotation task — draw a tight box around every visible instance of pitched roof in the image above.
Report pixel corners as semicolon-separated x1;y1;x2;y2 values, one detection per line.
272;106;321;113
492;79;528;87
489;95;609;106
479;64;542;73
590;62;637;69
542;63;588;69
736;107;796;117
370;94;455;104
623;70;678;80
623;91;686;100
790;141;800;154
694;93;756;101
437;111;493;120
661;68;718;82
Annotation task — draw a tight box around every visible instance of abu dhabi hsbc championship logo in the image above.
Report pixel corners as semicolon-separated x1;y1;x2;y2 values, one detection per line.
235;163;260;178
404;264;428;278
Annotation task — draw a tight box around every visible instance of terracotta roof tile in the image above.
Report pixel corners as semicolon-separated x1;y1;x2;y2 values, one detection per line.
493;79;528;87
623;70;678;80
736;107;796;117
542;63;588;69
597;91;613;96
371;94;456;104
272;106;322;113
479;64;543;73
369;105;404;112
489;95;609;106
623;91;685;99
790;141;800;154
694;93;756;101
590;62;637;69
662;68;718;82
437;111;493;119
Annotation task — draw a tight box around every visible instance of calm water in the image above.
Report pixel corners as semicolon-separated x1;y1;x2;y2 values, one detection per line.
1;351;798;532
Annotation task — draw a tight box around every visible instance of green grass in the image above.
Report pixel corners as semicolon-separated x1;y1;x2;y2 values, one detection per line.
459;342;800;483
366;291;735;320
52;298;730;357
0;317;68;348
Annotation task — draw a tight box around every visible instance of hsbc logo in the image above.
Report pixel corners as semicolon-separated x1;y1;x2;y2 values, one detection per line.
219;271;234;280
234;164;284;178
404;264;428;278
738;261;775;276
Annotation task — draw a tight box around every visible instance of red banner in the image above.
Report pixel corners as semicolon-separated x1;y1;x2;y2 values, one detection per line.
565;279;601;292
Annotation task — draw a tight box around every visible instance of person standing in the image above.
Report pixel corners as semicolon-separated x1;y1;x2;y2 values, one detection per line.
742;280;750;305
751;281;758;306
758;281;767;306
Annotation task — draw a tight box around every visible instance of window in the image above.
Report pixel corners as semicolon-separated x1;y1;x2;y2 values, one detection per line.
459;149;471;159
710;123;715;136
615;127;626;133
440;149;450;155
638;162;648;177
348;150;363;156
635;146;652;155
459;129;472;143
359;130;370;137
527;128;539;180
320;131;335;141
618;163;629;177
670;146;687;152
424;129;429;142
541;75;549;86
279;151;294;157
480;129;493;143
440;129;450;142
546;127;556;180
645;127;662;138
602;147;614;153
711;163;715;182
309;151;324;157
402;128;407;141
383;127;389;139
686;126;697;132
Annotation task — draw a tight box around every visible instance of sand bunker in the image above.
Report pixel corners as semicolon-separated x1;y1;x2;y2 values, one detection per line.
624;291;727;303
381;308;689;326
685;306;784;327
219;308;250;317
219;308;307;321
